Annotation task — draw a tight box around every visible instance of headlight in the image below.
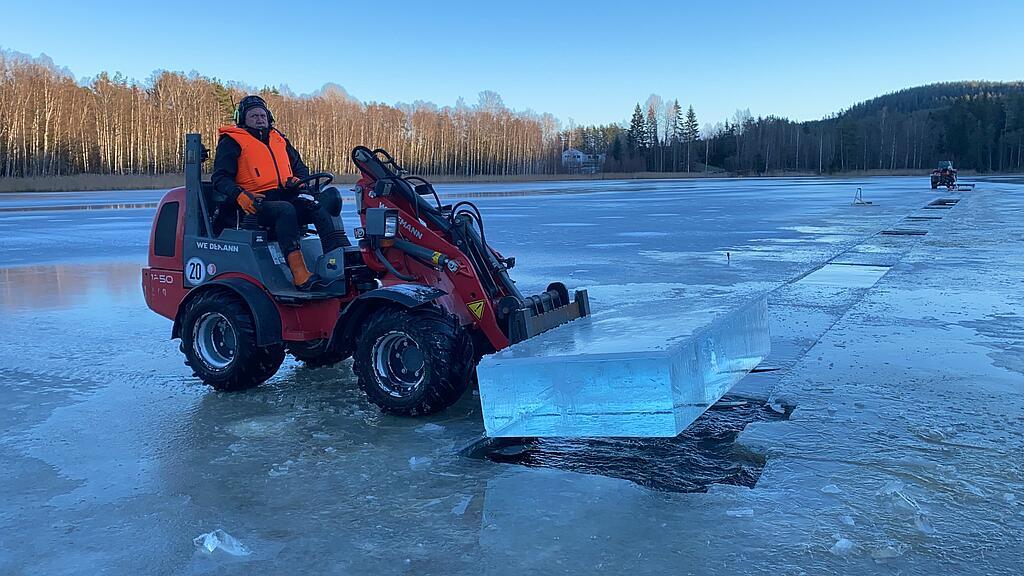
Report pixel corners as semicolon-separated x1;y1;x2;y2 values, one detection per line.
364;207;400;238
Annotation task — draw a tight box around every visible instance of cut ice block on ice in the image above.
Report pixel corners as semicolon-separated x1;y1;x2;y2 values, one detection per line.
477;291;770;437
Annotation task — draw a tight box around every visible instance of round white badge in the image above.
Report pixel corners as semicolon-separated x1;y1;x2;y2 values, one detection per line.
185;257;207;284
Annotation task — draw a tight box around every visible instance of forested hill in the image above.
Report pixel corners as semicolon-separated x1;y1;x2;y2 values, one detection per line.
840;81;1024;120
574;82;1024;175
809;81;1024;173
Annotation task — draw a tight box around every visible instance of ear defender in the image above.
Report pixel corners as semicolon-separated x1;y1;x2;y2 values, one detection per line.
232;95;273;127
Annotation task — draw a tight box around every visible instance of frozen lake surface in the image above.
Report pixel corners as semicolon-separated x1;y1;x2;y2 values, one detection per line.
1;176;1022;574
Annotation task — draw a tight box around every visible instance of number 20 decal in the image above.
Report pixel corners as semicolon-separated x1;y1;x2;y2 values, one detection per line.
185;257;207;284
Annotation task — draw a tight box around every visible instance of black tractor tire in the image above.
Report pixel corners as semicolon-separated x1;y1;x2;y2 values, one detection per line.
288;339;351;368
180;290;285;391
352;306;474;416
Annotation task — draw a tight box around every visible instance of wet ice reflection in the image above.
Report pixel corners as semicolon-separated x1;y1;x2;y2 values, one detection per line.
0;262;143;312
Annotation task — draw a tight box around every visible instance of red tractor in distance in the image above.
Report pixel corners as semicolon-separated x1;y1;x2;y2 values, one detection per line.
143;134;590;415
931;160;957;189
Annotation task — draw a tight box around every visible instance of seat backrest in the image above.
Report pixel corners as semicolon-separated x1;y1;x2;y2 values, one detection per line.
203;180;263;236
199;180;220;235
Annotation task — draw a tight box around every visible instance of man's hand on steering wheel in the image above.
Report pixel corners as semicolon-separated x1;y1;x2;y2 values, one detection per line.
285;175;309;192
286;172;334;193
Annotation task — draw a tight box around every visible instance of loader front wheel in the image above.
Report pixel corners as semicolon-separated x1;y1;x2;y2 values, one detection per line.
180;290;285;391
353;306;474;416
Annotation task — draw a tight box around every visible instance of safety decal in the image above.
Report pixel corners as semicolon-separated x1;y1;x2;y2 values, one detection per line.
468;299;486;319
267;243;286;265
185;257;207;285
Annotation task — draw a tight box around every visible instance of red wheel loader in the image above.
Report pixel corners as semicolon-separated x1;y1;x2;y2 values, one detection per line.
143;134;589;415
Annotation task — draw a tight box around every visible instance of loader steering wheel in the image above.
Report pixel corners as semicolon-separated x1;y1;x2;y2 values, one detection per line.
291;172;334;192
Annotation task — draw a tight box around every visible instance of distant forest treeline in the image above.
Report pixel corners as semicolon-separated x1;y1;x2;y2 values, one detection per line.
0;51;561;178
572;83;1024;174
2;49;1023;179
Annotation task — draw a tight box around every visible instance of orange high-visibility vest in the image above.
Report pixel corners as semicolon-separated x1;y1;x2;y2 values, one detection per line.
219;126;294;193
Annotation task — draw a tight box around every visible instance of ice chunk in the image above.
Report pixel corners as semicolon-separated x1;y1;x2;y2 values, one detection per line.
415;423;445;434
408;456;432;470
821;484;842;494
914;512;935;535
451;495;473;515
477;294;769;437
193;529;251;556
871;542;907;562
725;508;754;518
268;459;293;477
830;537;855;556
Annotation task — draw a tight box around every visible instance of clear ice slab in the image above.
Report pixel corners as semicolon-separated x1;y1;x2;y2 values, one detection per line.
477;289;770;437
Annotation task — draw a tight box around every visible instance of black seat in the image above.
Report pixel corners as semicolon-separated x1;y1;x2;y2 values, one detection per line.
201;181;341;245
202;180;263;236
199;181;225;235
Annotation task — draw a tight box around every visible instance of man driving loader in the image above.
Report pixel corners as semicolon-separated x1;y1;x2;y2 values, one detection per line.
211;94;349;290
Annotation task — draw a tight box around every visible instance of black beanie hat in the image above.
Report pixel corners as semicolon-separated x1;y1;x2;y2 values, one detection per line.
235;95;275;127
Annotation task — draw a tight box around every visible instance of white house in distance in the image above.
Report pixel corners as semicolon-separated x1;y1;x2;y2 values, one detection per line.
561;148;605;174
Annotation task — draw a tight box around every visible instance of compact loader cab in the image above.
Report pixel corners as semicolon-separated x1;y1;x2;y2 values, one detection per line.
931;160;957;189
144;133;368;386
143;133;590;416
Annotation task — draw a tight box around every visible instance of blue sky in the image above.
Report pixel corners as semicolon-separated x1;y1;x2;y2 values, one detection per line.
4;0;1022;127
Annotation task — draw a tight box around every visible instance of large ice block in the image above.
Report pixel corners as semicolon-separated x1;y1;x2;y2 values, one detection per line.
477;291;770;437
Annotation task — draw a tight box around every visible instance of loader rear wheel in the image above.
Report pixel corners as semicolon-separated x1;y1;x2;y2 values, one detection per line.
180;290;285;391
353;306;474;416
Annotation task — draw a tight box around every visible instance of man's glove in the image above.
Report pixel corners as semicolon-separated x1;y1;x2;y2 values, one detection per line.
237;191;263;215
285;176;306;191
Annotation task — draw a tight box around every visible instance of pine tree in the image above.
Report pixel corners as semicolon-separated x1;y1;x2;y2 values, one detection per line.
627;103;645;159
645;105;658;170
670;99;683;171
645;106;658;146
684;105;700;141
683;105;700;172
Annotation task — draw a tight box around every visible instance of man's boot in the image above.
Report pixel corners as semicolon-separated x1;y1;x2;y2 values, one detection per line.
286;250;313;288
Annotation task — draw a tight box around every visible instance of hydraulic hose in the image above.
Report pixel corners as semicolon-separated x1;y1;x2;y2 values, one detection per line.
373;245;416;282
451;201;487;250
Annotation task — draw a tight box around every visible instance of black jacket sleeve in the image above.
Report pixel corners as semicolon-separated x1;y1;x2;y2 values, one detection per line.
211;135;244;207
284;137;310;180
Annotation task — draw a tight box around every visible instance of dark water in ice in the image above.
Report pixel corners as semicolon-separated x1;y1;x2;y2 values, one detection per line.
467;399;791;493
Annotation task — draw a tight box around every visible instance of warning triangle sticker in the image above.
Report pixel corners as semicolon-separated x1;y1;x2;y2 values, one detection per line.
468;299;486;319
